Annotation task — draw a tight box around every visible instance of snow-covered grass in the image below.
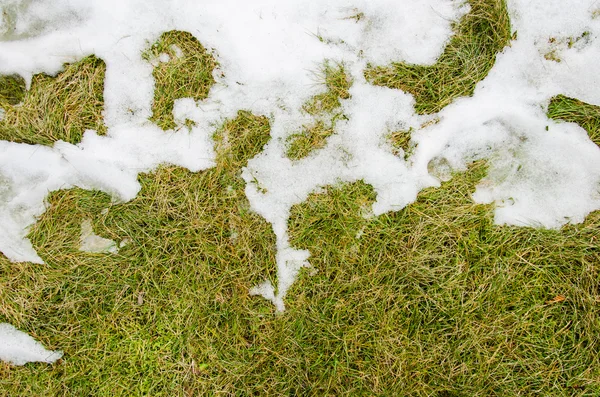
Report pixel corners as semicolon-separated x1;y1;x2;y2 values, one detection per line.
1;0;600;394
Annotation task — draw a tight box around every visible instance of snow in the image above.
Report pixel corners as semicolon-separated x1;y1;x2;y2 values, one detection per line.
80;218;118;254
0;323;63;365
1;0;600;363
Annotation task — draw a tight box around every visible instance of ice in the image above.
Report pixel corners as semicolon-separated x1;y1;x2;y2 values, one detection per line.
0;323;63;365
0;0;598;357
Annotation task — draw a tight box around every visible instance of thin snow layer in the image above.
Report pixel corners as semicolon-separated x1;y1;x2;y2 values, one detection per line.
80;218;118;254
0;323;63;365
0;0;598;316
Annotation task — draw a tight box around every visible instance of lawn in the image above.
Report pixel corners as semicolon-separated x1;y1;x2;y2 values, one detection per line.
1;0;600;395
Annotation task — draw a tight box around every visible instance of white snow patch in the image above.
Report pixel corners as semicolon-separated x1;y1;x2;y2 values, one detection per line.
249;280;276;305
170;44;184;59
0;323;63;366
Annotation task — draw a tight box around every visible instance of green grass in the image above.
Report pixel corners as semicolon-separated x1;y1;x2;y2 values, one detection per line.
365;0;511;114
548;95;600;146
0;74;26;106
302;61;352;117
143;30;217;130
387;128;416;160
2;160;599;395
286;62;351;160
0;55;106;145
286;120;336;160
286;162;600;395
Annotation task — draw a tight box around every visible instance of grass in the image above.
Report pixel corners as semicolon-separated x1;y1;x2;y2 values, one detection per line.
2;159;599;395
364;0;511;114
302;61;352;116
286;162;600;395
286;120;336;160
1;3;600;394
0;55;106;145
387;128;416;160
0;111;278;396
286;62;351;160
143;30;217;130
548;95;600;146
0;74;26;106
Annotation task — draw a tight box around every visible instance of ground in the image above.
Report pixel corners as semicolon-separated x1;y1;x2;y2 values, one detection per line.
1;0;600;395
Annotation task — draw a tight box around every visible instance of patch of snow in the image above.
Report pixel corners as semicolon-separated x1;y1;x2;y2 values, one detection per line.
170;44;184;59
0;323;63;366
249;280;276;305
158;52;170;63
79;218;118;253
